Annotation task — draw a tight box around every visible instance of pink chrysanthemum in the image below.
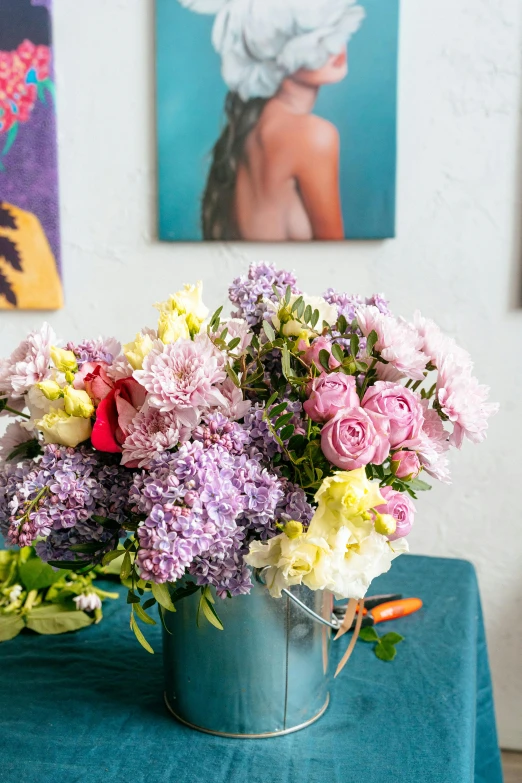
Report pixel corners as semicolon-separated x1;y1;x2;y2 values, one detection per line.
436;358;498;448
356;306;427;381
413;312;472;371
416;402;451;484
121;404;190;468
134;334;227;427
0;323;55;397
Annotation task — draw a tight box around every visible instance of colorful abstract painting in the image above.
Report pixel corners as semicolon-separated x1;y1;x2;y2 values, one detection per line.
0;0;62;310
156;0;399;242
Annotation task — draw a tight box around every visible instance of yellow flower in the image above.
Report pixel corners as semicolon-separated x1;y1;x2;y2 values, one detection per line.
37;380;63;401
36;409;92;448
284;520;304;540
245;534;331;597
373;513;397;537
50;347;78;374
157;310;191;345
123;332;155;370
156;281;209;337
63;387;94;419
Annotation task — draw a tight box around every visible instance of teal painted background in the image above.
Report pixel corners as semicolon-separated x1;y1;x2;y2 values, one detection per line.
156;0;399;241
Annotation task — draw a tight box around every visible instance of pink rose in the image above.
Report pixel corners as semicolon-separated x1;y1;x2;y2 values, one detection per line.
375;486;416;540
390;450;421;480
321;408;390;470
303;372;360;423
362;381;424;449
299;336;341;372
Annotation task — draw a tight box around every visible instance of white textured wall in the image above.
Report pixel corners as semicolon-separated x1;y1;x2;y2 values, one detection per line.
0;0;521;748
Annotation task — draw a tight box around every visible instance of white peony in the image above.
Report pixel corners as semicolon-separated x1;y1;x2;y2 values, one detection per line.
178;0;365;101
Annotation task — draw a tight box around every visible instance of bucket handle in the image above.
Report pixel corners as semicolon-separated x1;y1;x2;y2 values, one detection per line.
255;568;341;630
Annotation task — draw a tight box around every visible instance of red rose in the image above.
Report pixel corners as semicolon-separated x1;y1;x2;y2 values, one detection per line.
91;377;147;454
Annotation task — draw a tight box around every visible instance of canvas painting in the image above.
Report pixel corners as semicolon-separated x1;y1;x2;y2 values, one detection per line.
0;0;62;310
156;0;399;242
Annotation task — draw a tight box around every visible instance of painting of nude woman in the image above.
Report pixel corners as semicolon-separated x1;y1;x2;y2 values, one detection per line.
156;0;399;242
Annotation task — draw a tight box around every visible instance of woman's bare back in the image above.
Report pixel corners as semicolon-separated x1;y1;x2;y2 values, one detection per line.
234;101;342;241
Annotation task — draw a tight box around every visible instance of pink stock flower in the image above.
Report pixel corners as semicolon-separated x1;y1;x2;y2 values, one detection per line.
299;336;341;372
390;450;421;480
217;377;251;421
0;323;55;397
304;372;359;423
415;402;451;484
356;306;427;381
122;403;190;468
375;486;416;541
362;381;424;449
321;407;390;470
436;358;498;448
133;334;227;427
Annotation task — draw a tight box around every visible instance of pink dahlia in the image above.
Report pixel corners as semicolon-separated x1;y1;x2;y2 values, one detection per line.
0;323;55;397
436;358;498;448
121;404;190;468
134;334;227;427
356;306;427;381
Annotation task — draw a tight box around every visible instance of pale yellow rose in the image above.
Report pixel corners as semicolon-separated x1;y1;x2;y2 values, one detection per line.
50;346;78;374
37;380;63;401
245;533;331;597
309;469;385;543
156;281;209;337
123;332;155;370
157;310;191;345
63;387;94;419
36;409;92;447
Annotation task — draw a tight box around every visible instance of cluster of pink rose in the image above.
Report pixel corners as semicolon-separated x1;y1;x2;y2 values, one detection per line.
0;40;52;135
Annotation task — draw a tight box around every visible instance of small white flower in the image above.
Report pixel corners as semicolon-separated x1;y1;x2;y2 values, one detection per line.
74;593;102;612
8;584;23;603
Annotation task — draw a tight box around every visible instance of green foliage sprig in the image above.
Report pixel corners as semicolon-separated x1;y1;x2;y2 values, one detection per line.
359;626;405;661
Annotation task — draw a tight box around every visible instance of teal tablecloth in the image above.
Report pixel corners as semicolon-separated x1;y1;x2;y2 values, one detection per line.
0;555;503;783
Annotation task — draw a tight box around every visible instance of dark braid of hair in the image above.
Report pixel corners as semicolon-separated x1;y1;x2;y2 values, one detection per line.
202;92;267;241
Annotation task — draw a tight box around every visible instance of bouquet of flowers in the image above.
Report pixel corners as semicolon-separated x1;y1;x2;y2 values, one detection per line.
0;262;497;650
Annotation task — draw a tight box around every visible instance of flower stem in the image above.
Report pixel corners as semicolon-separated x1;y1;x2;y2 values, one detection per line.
4;406;30;420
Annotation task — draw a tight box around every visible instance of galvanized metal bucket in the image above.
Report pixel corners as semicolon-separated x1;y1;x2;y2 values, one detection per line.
162;576;335;738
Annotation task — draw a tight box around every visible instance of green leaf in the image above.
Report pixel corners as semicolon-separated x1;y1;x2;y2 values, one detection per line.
381;632;404;646
130;612;154;654
263;320;276;342
311;309;320;329
409;478;432;492
26;605;93;635
142;597;157;610
18;557;69;591
102;550;124;566
375;641;397;662
366;330;378;355
225;364;241;388
171;581;201;603
331;343;344;363
228;337;241;351
209;305;223;331
358;626;380;643
7;438;41;462
70;543;105;554
1;121;18;157
158;604;173;635
350;334;360;358
291;296;303;314
303;304;312;324
47;559;92;572
269;402;288;418
284;285;292;305
296;299;305;319
151;582;176;612
318;349;331;372
266;391;278;408
126;590;141;604
120;551;132;580
201;595;224;631
280;425;294;441
338;314;348;334
0;614;25;642
281;343;291;381
274;413;293;430
134;603;157;625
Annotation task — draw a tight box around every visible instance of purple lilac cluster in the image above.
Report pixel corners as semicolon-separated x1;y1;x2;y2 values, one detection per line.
65;337;120;367
323;289;391;353
1;445;132;555
192;412;249;455
243;400;305;461
130;440;302;596
229;261;300;327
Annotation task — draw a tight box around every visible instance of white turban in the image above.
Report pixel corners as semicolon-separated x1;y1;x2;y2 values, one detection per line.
178;0;365;101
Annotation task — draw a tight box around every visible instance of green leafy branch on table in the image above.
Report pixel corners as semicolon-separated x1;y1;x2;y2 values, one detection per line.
359;626;405;661
0;547;119;642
